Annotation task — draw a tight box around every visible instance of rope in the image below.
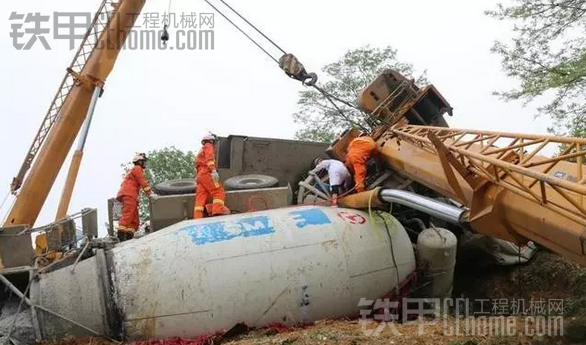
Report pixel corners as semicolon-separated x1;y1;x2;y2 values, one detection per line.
203;0;370;132
215;0;287;55
203;0;279;64
0;191;10;211
0;191;12;224
1;197;16;225
161;0;173;28
312;85;369;131
167;0;173;19
376;212;401;296
312;85;363;111
367;189;393;226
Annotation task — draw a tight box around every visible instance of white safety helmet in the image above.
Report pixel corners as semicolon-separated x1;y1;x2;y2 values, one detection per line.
201;132;217;142
132;152;147;163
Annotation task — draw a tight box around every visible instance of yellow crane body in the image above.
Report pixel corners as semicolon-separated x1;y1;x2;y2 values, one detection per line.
340;72;586;266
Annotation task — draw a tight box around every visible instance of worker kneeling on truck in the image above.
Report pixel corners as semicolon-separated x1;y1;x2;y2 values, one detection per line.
310;158;352;206
345;134;379;193
116;152;156;241
194;133;230;219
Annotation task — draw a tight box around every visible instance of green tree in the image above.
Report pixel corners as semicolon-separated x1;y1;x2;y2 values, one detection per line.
120;146;194;222
486;0;586;137
293;45;427;143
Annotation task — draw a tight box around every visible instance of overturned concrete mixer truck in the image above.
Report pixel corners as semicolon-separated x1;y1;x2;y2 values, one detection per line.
1;70;540;344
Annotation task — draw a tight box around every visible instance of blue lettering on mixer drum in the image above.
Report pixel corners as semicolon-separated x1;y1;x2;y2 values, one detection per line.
181;216;275;245
289;208;331;228
181;208;332;244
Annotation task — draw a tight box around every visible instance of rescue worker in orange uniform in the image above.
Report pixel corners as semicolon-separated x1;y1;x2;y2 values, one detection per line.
345;135;379;193
116;152;156;241
194;133;230;219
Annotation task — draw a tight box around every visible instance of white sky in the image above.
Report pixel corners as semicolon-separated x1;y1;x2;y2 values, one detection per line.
0;0;551;235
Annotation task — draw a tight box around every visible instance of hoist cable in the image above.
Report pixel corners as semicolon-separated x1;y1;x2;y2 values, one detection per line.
163;0;173;26
214;0;287;55
0;191;10;213
1;197;16;226
312;85;368;131
203;0;279;64
313;85;363;111
204;0;368;130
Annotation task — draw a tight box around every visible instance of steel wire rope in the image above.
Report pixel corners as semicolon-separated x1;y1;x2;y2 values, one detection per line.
214;0;287;55
0;191;11;223
162;0;173;27
203;0;369;129
203;0;279;64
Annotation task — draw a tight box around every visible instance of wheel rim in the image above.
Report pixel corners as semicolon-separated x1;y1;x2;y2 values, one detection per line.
240;178;264;186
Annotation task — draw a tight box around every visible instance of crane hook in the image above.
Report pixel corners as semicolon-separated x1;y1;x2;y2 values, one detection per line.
302;72;318;87
161;24;170;46
278;53;318;87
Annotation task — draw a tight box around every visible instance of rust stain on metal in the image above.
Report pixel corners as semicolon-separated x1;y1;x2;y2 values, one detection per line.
321;240;338;253
143;301;159;339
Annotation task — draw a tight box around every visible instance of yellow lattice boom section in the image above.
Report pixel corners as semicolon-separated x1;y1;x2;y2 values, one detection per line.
378;124;586;265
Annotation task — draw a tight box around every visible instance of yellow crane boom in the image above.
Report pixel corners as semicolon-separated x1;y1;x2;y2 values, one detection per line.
382;125;586;265
3;0;146;253
338;71;586;266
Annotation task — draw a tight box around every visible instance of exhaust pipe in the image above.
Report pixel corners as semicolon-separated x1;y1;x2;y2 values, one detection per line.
338;188;467;224
379;189;467;224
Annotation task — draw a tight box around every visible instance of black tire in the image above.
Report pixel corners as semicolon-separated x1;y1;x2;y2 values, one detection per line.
154;179;196;195
224;174;279;191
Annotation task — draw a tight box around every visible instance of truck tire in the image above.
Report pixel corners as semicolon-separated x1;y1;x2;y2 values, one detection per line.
154;179;196;195
224;174;279;191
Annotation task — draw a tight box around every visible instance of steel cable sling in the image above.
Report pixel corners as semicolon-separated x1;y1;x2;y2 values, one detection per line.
201;0;368;130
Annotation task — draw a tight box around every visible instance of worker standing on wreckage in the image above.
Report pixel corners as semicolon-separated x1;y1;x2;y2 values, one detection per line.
116;152;156;241
345;134;380;193
194;133;231;219
310;158;352;206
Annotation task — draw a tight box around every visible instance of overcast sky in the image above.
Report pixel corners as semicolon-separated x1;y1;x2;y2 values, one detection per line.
0;0;549;236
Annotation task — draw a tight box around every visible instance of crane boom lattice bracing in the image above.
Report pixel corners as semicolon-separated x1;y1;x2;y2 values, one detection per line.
10;0;115;193
389;125;586;225
379;124;586;264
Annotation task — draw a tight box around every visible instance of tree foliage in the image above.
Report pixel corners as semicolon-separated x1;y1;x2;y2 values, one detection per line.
486;0;586;137
293;45;427;143
120;146;194;222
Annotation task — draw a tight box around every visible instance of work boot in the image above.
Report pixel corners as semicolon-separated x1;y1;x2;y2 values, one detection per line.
117;230;127;242
211;206;231;217
117;230;133;242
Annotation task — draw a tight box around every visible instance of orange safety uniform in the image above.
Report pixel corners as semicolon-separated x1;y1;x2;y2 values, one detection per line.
116;165;152;234
193;143;227;219
345;136;379;193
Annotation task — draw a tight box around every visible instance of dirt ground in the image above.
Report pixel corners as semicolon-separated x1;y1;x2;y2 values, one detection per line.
39;250;586;345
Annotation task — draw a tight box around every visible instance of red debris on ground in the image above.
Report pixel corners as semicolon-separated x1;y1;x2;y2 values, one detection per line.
130;322;304;345
132;333;219;345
